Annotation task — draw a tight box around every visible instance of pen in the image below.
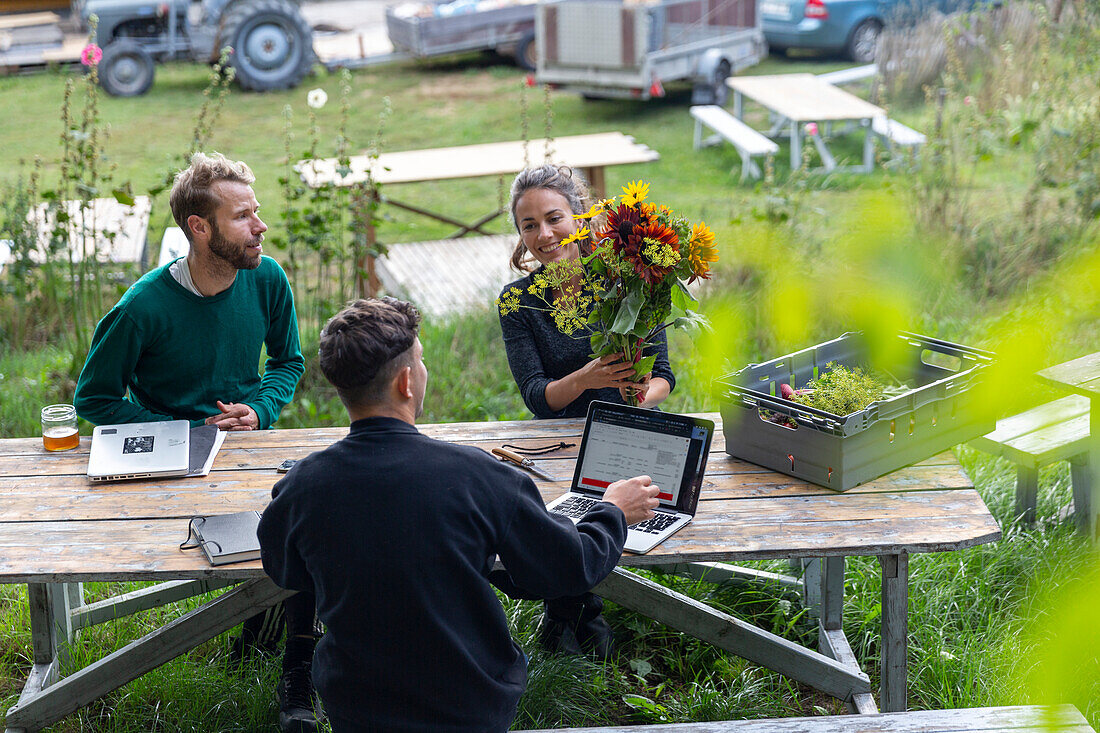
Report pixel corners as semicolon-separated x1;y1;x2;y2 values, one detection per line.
491;447;558;482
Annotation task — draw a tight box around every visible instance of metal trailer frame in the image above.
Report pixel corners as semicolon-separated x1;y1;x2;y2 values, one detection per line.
384;2;535;59
536;0;766;101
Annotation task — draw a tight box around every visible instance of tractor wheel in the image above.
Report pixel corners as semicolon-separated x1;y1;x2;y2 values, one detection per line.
514;30;537;71
99;40;155;97
219;0;315;92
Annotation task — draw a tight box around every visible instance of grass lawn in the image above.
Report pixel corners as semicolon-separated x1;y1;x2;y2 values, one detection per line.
2;13;1100;731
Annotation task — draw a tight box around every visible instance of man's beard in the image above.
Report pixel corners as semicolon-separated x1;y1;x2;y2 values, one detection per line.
208;221;262;271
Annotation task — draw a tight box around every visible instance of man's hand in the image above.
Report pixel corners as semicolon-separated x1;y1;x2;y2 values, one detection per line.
601;475;660;526
205;400;259;431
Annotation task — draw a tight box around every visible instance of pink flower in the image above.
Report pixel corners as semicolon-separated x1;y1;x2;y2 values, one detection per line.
805;122;819;136
81;43;102;67
964;95;972;105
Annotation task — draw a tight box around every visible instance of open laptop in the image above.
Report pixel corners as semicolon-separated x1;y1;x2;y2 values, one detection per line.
87;420;190;483
547;401;714;554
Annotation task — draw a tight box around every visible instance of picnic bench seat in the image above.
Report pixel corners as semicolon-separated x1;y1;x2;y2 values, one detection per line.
970;395;1091;524
514;705;1094;733
690;105;779;181
817;64;878;86
872;116;927;152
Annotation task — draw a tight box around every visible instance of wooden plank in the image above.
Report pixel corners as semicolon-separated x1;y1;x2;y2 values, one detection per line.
654;562;802;589
376;233;516;318
26;584;56;666
298;132;660;188
727;74;885;123
594;568;872;703
0;12;59;29
70;579;236;631
879;553;908;712
1038;352;1100;396
972;395;1089;452
513;704;1094;732
818;629;877;714
4;579;294;731
989;413;1089;466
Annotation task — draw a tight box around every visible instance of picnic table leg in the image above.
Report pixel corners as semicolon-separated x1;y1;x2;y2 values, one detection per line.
582;166;607;200
6;585;62;733
862;117;875;172
1083;400;1098;540
353;185;382;298
790;119;801;170
733;90;743;120
595;568;871;704
817;556;879;715
4;579;294;733
879;552;909;712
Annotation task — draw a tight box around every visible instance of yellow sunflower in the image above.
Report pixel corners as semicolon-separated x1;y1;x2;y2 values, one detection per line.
686;222;719;282
619;180;650;207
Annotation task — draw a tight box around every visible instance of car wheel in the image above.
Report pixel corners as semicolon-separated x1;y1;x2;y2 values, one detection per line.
845;19;881;64
219;0;315;92
514;30;537;71
98;39;156;97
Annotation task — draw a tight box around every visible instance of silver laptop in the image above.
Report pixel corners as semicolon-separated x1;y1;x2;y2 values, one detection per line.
547;401;714;554
87;420;190;483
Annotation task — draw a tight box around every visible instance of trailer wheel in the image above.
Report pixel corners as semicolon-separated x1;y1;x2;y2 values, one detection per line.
515;31;537;71
99;40;156;97
219;0;315;92
712;59;731;106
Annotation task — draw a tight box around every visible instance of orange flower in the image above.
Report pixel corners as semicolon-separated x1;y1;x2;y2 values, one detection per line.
686;222;718;282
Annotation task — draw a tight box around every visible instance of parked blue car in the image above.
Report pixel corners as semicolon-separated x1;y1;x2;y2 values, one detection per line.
760;0;972;63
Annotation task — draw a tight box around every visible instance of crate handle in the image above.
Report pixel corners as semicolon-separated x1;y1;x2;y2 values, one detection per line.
920;349;962;372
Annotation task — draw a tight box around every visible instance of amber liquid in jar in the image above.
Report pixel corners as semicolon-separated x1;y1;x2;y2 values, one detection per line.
43;426;80;451
41;404;79;451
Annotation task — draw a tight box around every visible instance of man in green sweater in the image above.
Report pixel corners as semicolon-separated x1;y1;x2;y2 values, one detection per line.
74;152;317;733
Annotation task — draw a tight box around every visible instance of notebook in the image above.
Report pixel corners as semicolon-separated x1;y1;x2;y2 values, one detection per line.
182;510;263;566
87;420;191;482
547;401;715;554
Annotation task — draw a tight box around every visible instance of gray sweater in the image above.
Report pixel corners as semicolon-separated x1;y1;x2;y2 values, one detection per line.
498;269;676;419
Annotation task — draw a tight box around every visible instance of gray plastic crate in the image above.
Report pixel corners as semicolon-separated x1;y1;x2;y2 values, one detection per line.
718;331;994;491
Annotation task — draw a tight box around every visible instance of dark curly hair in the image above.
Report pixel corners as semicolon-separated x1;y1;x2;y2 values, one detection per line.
319;297;421;408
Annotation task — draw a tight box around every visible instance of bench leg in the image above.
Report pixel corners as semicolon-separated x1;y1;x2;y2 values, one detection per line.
1070;450;1094;537
1015;465;1039;525
880;552;908;712
693;119;703;150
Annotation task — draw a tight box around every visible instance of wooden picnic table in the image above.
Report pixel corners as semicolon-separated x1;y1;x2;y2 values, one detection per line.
727;73;886;173
1037;352;1100;540
296;131;659;297
0;416;999;731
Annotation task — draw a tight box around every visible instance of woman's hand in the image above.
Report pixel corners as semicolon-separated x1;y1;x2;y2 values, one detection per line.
620;375;671;408
543;353;637;413
577;353;638;391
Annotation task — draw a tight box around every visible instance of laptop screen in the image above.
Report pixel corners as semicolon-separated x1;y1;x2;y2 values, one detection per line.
572;402;714;514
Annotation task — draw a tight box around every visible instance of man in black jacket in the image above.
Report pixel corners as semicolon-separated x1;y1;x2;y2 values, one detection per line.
257;297;659;732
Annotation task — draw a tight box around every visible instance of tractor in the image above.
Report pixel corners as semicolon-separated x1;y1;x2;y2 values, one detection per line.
78;0;315;96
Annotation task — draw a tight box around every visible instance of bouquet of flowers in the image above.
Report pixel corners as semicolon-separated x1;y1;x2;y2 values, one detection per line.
498;180;718;403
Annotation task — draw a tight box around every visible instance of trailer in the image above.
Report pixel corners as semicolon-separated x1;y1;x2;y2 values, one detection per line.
383;0;538;69
535;0;766;102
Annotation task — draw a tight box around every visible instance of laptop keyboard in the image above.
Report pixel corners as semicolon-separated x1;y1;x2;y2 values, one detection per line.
550;496;679;534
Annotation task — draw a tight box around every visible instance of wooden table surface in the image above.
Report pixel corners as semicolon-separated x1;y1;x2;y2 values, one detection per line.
296;132;660;189
726;74;886;123
0;415;999;583
1037;351;1100;397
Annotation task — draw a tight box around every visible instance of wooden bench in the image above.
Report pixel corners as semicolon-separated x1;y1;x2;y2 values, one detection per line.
690;105;779;181
817;64;878;86
515;704;1094;733
970;395;1091;524
872;116;927;153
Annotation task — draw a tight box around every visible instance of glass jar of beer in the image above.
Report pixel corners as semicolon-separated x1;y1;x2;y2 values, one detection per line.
42;404;80;451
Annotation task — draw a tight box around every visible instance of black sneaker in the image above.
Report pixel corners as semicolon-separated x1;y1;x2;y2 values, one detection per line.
277;663;321;733
535;612;584;656
575;613;615;662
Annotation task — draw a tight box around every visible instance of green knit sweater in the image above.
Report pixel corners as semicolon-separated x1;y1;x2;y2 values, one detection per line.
74;257;304;429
